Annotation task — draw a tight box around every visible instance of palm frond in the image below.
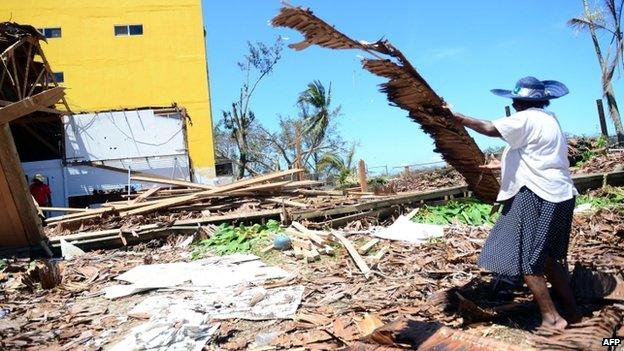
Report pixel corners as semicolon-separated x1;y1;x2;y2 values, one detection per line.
568;17;612;33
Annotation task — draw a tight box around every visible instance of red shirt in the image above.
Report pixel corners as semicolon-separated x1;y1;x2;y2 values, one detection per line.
30;183;51;206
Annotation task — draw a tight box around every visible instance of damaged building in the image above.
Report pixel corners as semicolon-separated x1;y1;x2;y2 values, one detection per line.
1;0;219;182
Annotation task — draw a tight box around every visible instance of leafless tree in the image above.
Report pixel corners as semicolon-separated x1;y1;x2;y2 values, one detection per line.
220;37;283;178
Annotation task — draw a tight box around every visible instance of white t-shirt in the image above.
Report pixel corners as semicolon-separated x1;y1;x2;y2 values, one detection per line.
492;108;577;203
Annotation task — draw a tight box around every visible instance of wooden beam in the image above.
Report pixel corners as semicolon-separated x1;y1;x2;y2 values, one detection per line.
358;159;368;192
10;53;22;99
121;169;303;217
39;206;89;213
130;175;213;190
0;124;47;250
0;99;67;115
331;230;371;279
358;238;379;255
129;186;161;204
22;43;32;97
0;86;65;124
266;197;309;209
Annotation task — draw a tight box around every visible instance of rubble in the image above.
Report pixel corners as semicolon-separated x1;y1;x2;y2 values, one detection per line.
2;196;624;349
385;167;466;194
573;151;624;174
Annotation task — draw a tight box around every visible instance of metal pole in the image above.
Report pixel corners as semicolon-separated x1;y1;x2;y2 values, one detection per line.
505;106;511;117
596;99;609;137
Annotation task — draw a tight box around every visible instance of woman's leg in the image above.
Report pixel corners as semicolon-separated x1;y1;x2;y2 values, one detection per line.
524;274;568;330
544;257;582;323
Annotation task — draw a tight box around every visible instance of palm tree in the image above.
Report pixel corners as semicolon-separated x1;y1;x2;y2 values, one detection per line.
318;143;357;186
569;0;624;143
297;81;341;171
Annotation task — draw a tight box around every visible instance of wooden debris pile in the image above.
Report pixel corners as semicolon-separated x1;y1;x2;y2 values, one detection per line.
43;169;480;250
385;166;466;194
272;6;500;203
3;204;624;350
569;207;624;270
44;169;361;237
573;151;624;174
0;236;191;350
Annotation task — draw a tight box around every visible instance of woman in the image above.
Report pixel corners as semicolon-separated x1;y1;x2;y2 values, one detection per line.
454;76;581;332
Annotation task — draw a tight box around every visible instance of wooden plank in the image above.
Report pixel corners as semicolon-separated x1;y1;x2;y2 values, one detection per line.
296;189;345;196
0;99;67;115
0;124;46;249
48;209;284;245
121;169;303;217
266;197;309;209
572;171;624;192
294;185;468;221
39;206;89;213
282;180;323;189
358;159;368;192
129;186;161;204
292;245;304;259
291;221;328;245
0;86;65;124
358;238;379;255
331;230;371;279
227;180;292;194
304;247;320;262
130;175;213;190
0;158;27;247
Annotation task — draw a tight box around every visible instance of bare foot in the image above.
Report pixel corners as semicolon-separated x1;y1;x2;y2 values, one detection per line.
564;312;582;325
538;315;568;334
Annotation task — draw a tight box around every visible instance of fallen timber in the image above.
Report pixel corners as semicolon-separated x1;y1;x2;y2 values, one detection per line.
45;170;624;250
271;6;500;203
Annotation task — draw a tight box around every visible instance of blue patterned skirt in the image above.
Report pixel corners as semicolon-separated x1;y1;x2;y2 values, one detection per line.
477;187;575;276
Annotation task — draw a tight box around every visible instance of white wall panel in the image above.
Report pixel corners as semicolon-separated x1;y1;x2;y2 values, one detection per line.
64;110;187;161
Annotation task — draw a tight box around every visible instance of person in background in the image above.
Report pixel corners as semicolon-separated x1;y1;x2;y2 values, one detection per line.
30;173;51;207
453;77;581;332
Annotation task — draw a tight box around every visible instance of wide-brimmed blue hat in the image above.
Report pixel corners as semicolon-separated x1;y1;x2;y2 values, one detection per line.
491;76;568;100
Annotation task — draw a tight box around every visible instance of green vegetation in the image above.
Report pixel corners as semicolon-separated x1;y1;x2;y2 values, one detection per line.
411;199;499;226
0;259;6;271
191;220;282;259
576;186;624;209
576;136;609;166
368;176;389;187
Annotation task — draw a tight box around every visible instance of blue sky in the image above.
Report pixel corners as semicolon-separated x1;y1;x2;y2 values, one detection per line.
203;0;623;172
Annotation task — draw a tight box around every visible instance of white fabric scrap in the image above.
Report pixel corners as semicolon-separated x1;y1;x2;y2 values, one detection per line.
60;239;85;260
374;215;444;244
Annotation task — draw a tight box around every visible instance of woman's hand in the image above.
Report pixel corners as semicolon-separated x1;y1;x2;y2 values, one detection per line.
479;154;501;170
452;112;468;126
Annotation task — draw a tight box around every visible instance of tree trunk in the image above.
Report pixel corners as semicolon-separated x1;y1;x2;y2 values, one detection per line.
237;152;247;179
604;83;624;143
584;0;624;143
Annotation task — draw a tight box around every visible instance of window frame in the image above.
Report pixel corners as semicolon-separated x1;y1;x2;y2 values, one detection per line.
53;72;64;83
38;27;62;39
114;24;143;37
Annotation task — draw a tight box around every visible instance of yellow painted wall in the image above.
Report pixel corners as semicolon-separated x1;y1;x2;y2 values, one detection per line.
1;0;216;180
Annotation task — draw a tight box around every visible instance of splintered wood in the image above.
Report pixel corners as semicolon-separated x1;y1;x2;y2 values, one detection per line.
272;6;500;203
